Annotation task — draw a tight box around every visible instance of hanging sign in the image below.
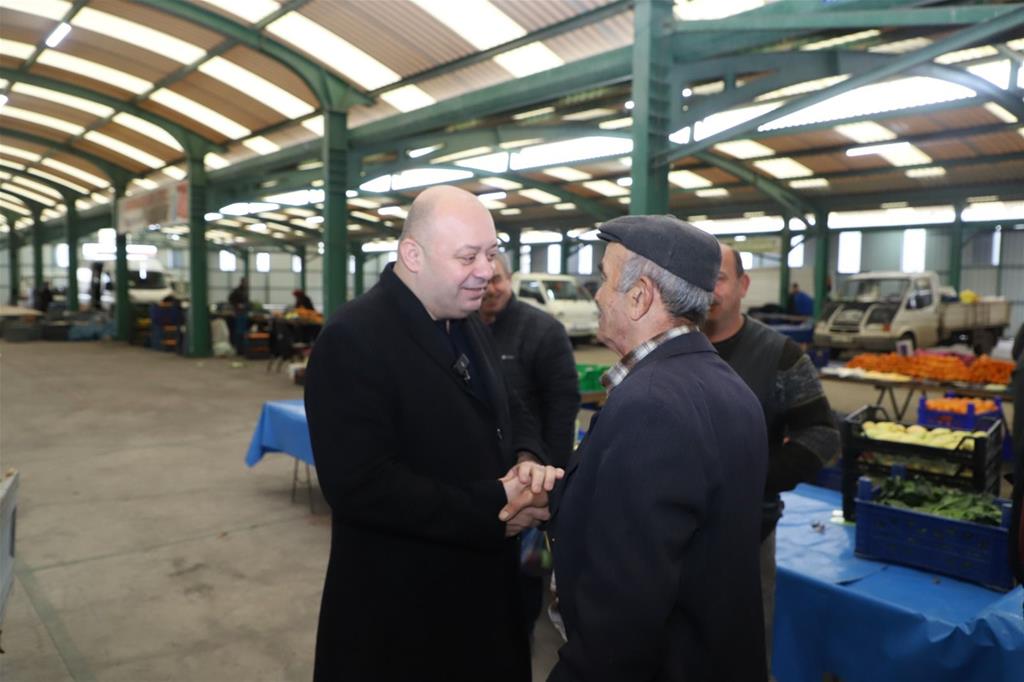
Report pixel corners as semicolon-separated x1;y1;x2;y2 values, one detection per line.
116;181;190;235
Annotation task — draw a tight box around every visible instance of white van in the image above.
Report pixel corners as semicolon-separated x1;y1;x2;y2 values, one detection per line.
79;258;175;308
511;273;599;342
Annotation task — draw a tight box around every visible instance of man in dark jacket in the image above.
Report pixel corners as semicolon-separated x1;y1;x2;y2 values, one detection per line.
481;252;580;635
525;215;768;682
703;243;840;670
304;185;561;682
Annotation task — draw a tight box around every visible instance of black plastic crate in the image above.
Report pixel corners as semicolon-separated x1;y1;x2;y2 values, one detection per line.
840;405;1003;520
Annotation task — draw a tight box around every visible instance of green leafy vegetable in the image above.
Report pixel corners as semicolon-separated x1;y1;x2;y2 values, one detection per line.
875;476;1002;526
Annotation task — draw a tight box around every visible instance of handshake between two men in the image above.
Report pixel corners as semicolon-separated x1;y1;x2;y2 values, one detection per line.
498;456;565;537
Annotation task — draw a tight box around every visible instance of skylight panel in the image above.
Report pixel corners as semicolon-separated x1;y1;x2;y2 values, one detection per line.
694;102;782;141
754;75;850;102
410;0;524;50
11;83;114;118
695;188;729;198
111;113;183;151
753;158;813;179
869;37;932;54
83;131;165;168
499;208;522;216
582;180;628;197
668;170;712;189
302;116;324;136
599;117;632;130
72;8;206;64
204;153;231;170
493;42;564;78
713;140;774;159
834;121;896;144
790;178;829;189
349;197;381;210
199;57;315;119
1;0;69;21
434;147;493;163
202;0;281;24
510;137;633;171
673;0;766;20
555;202;576;211
36;51;152;94
966;60;1012;91
983;103;1017;124
542;167;592;182
267;13;400;89
2;182;56;206
480;177;522;190
26;168;89;194
518;188;561;205
0;159;26;171
454;152;510;174
0;39;35;60
11;175;62;198
935;45;999;65
0;199;32;216
359;175;392;193
905;167;946;179
1;146;42;163
846;141;931;167
513;107;555;121
563;108;617;122
800;30;880;51
149;89;250;139
391;168;474;191
131;178;160;191
380;85;437;113
242;136;281;155
1;106;85;135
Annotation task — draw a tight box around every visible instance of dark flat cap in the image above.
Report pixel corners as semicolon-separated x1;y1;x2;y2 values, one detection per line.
598;214;721;292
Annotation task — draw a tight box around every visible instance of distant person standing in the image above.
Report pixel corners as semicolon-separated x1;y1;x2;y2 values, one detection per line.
292;289;315;311
35;281;54;313
228;277;250;351
228;276;249;310
90;262;105;311
787;282;814;317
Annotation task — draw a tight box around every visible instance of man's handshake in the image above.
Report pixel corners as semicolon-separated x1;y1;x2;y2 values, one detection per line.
498;455;564;537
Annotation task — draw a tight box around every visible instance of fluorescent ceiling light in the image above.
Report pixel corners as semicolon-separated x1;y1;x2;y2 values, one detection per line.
513;107;555;121
242;136;281;155
834;121;896;144
542;167;592;182
82;131;165;168
668;170;712;189
510;136;633;171
111;112;183;151
2;0;69;20
199;57;315;118
391;168;474;191
45;22;72;48
518;188;561;204
220;201;280;216
263;189;324;205
349;197;381;209
149;89;250;139
455;152;510;174
202;0;280;23
562;108;616;122
983;102;1017;124
616;177;632;187
1;106;85;135
302;116;324;136
378;206;408;218
380;85;437;113
905;166;946;178
499;208;522;216
27;168;89;194
753;157;814;179
0;146;41;163
72;8;206;64
713;139;774;159
161;166;187;180
205;212;223;221
801;30;880;51
205;153;231;170
696;188;729;198
600;117;632;130
555;202;576;211
477;192;507;202
846;141;931;167
267;12;401;89
582;180;628;197
480;177;522;190
408;145;442;158
11;83;113;117
36;51;152;94
285;207;315;216
493;42;564;78
935;45;999;65
351;211;379;223
789;178;829;189
11;175;62;198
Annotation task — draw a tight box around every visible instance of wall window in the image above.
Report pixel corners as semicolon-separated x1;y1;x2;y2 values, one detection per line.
740;251;754;271
546;244;562;275
256;252;271;273
520;245;532;273
992;227;1001;266
788;240;805;268
218;250;237;272
292;255;302;273
837;231;862;274
901;228;926;273
577;244;593;275
348;255;356;275
55;243;69;268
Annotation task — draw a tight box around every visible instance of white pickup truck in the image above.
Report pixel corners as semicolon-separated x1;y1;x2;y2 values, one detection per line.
813;271;1009;355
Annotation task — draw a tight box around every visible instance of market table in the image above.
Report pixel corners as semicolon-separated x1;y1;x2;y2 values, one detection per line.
245;399;316;511
774;484;1023;682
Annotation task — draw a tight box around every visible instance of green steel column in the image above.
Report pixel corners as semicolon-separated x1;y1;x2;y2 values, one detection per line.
323;110;350;314
949;202;964;292
296;245;307;293
508;231;521;272
996;227;1005;296
353;248;365;296
629;0;672;215
239;248;250;284
560;233;571;274
31;207;43;291
813;209;830;318
778;223;792;308
65;196;79;312
186;155;211;357
4;217;18;306
112;182;130;342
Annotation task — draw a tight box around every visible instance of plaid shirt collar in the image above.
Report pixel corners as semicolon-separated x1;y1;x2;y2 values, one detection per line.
601;324;698;392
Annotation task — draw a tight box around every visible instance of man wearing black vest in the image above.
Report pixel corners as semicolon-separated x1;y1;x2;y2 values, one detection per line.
702;243;840;672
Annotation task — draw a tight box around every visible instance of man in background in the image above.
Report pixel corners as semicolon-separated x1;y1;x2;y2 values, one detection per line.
703;243;840;671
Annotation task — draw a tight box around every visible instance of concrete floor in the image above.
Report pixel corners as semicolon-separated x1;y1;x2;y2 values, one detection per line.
0;339;1013;681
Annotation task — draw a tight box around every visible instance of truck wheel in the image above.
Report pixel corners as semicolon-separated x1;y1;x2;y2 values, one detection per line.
973;329;996;356
899;333;916;352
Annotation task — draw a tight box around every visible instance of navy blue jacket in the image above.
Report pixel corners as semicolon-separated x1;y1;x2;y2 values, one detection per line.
549;331;768;682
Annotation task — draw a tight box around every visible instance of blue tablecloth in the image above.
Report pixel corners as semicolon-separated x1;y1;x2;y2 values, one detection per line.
245;399;313;467
774;484;1024;682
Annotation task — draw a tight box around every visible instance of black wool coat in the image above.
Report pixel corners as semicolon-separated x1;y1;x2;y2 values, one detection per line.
304;264;545;682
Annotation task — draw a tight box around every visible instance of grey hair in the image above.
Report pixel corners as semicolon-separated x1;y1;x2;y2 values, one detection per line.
493;250;511;275
617;252;713;324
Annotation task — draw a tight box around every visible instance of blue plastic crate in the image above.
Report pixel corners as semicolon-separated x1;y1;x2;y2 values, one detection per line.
854;477;1013;591
815;464;843;491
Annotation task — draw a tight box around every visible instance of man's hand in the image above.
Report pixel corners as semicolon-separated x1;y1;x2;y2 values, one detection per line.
498;460;563;535
507;457;564;497
504;504;550;537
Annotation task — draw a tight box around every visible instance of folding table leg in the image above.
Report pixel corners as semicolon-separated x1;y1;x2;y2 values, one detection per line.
305;464;315;514
291;458;299;502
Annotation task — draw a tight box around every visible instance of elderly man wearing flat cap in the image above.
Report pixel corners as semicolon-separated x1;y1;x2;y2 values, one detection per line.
515;214;769;681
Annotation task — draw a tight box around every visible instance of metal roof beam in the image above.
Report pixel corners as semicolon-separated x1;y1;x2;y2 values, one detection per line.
0;127;135;184
693;151;815;222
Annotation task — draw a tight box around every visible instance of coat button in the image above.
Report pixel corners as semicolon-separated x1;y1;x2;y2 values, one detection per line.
496;427;503;440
